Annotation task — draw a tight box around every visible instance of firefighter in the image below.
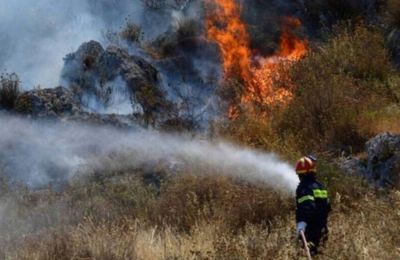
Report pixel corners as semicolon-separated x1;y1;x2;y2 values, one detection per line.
295;156;331;255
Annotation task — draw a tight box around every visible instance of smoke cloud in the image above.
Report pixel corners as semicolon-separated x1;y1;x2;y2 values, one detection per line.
0;0;191;89
0;114;298;192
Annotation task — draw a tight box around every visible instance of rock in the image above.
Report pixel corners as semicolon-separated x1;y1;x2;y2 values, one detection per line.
15;87;80;117
388;29;400;66
339;132;400;188
338;156;367;177
14;86;141;128
365;132;400;187
61;40;173;122
65;112;140;129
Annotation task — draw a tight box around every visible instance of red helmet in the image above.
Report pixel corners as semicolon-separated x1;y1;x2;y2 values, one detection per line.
295;156;316;174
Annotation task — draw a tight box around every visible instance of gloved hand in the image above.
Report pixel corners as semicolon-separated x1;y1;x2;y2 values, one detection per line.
296;221;307;234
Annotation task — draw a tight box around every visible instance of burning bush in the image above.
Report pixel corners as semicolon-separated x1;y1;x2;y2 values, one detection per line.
0;73;20;110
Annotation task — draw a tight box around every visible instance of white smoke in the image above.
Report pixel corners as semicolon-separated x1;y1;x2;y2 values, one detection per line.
0;1;101;89
80;77;139;115
0;114;298;192
0;0;189;89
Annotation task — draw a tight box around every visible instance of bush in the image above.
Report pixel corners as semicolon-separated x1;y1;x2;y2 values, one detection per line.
175;18;200;42
387;0;400;27
14;94;33;114
214;112;300;160
154;174;292;231
2;163;400;259
0;73;20;110
303;0;376;25
279;24;399;152
120;22;142;43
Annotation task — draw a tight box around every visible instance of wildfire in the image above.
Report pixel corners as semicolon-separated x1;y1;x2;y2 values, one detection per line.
205;0;307;118
205;0;253;84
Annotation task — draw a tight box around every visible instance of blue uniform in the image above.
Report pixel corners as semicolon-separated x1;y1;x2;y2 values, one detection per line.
296;174;331;254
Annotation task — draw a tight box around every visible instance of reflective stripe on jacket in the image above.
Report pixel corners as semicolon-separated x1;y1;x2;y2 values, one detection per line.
296;175;331;227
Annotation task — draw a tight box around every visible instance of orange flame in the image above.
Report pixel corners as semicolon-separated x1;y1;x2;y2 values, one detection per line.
205;0;253;84
206;0;307;118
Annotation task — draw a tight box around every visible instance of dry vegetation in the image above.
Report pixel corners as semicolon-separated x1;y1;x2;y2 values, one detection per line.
387;0;400;27
219;23;400;155
2;3;400;260
0;73;20;110
279;24;399;152
0;163;398;259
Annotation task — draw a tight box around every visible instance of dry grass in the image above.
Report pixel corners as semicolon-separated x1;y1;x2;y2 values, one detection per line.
7;193;400;259
0;163;398;259
359;104;400;134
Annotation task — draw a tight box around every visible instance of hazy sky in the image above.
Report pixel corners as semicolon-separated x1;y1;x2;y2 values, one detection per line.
0;0;177;89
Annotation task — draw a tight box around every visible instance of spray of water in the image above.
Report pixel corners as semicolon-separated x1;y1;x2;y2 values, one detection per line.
0;114;298;192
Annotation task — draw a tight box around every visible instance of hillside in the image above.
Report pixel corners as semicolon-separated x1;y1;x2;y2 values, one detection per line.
0;0;400;259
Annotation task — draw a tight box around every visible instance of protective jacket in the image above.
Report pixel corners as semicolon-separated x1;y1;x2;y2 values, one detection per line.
296;174;331;252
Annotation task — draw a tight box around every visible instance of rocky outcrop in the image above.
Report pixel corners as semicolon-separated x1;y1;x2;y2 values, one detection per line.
7;41;197;130
62;41;159;93
388;29;400;66
4;39;210;130
15;87;80;118
339;132;400;188
61;41;173;123
14;87;140;128
365;133;400;187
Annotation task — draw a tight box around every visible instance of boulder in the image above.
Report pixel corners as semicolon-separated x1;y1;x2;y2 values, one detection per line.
339;132;400;188
15;87;80;118
338;156;367;177
61;41;172;122
365;132;400;187
388;29;400;66
14;86;140;128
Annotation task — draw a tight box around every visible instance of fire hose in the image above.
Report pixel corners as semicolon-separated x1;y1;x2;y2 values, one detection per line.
300;230;312;260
